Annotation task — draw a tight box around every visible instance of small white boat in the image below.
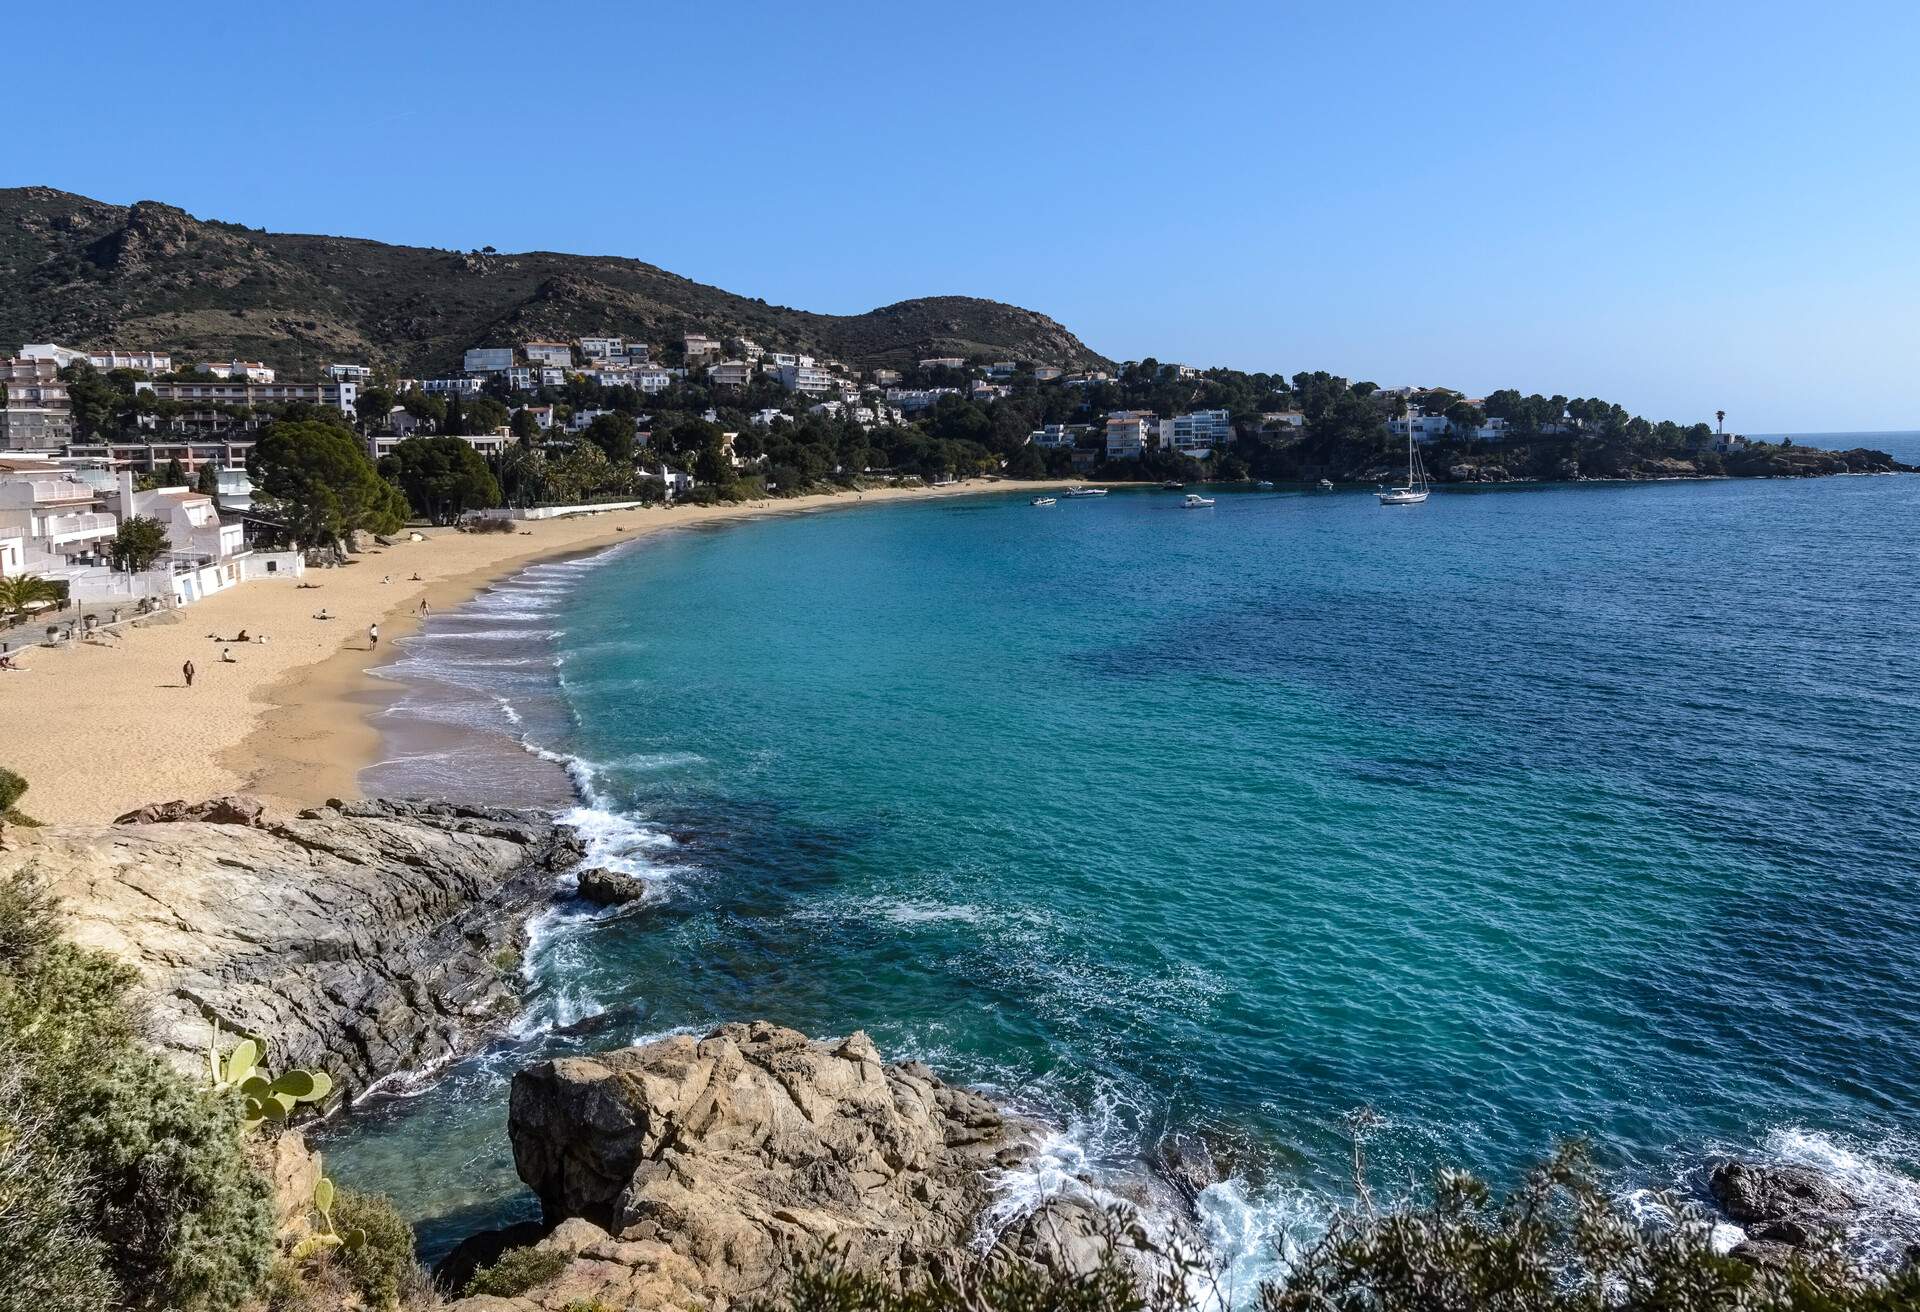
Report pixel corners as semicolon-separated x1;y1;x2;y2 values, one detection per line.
1181;493;1215;508
1031;496;1057;507
1317;479;1335;491
1062;486;1108;498
1255;480;1275;489
1376;422;1432;506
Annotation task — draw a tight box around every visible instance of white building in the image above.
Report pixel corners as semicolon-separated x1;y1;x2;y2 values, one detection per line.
524;341;573;368
918;356;966;370
1104;411;1155;460
776;364;832;395
1164;409;1232;455
1028;424;1076;449
1386;413;1457;444
121;484;247;566
422;377;486;397
986;361;1017;380
708;360;754;388
885;387;960;413
1032;366;1063;382
196;360;276;383
750;408;788;427
683;334;723;365
19;343;89;368
89;349;173;373
578;336;624;359
326;363;374;382
0;466;117;576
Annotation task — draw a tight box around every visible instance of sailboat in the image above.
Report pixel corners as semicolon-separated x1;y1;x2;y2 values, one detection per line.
1376;414;1431;506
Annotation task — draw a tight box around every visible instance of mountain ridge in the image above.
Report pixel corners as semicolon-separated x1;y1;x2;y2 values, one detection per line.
0;187;1109;376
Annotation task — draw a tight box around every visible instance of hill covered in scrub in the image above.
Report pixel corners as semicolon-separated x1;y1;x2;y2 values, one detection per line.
0;187;1109;377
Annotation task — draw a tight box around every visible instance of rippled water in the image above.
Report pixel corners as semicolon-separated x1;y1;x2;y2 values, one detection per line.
322;458;1920;1282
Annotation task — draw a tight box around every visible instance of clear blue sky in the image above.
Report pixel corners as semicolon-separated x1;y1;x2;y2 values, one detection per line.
10;1;1917;431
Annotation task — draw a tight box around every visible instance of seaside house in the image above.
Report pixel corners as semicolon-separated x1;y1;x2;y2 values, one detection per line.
1104;411;1155;460
524;341;574;368
65;438;257;474
1027;423;1076;449
0;463;118;581
0;533;22;579
1163;408;1232;457
708;360;755;388
18;343;91;368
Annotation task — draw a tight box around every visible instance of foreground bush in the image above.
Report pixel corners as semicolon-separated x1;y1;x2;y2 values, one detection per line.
0;864;275;1309
464;1245;572;1297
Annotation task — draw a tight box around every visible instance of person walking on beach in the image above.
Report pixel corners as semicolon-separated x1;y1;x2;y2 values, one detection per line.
419;598;429;617
368;621;380;650
182;659;195;687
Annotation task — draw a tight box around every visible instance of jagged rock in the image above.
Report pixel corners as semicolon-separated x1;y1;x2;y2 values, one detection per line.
458;1022;1158;1311
575;866;646;905
113;794;265;826
1708;1160;1858;1230
0;798;582;1096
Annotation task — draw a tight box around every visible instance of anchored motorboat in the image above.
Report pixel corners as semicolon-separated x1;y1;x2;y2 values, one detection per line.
1181;493;1215;508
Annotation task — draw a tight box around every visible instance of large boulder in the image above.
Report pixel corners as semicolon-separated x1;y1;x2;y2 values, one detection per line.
0;797;583;1095
114;794;265;826
469;1022;1155;1311
575;866;647;906
1708;1160;1858;1228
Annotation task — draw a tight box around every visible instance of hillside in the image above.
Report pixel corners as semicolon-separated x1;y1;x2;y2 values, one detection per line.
0;187;1108;376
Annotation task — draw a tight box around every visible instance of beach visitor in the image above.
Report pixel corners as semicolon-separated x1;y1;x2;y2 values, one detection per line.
419;599;430;617
221;647;235;664
0;654;19;671
182;659;195;687
368;622;380;649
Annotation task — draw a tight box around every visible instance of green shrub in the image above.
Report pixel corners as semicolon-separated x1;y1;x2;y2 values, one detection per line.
332;1190;424;1310
0;1044;115;1312
463;1245;571;1297
0;766;34;825
0;865;276;1310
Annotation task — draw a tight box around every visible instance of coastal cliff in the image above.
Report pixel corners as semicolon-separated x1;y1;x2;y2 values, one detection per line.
0;797;582;1094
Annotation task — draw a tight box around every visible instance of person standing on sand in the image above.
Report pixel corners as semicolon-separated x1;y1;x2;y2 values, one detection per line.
182;659;195;687
419;599;429;617
368;622;380;650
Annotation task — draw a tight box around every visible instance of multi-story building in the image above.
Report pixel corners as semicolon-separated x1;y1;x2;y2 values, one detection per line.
1165;408;1232;455
578;336;624;359
88;349;173;373
767;352;812;370
1028;424;1077;449
149;379;358;416
18;343;89;368
196;360;276;382
1;357;74;450
734;338;765;363
683;334;723;365
65;439;256;473
1385;413;1457;445
1104;411;1156;460
524;341;573;368
0;464;117;574
365;431;507;461
775;364;832;395
986;361;1017;380
918;356;966;370
708;360;754;388
871;368;902;386
885;387;961;413
463;347;514;374
624;343;652;365
326;363;374;382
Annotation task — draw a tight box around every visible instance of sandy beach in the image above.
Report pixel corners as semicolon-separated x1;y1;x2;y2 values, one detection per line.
0;480;1064;825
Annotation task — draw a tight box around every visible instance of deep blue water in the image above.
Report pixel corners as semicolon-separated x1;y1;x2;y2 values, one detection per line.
325;453;1920;1283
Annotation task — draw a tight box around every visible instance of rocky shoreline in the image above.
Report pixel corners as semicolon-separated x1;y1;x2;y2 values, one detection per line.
4;795;1911;1306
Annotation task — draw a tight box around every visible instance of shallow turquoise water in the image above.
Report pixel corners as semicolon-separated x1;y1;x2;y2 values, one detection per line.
326;464;1920;1277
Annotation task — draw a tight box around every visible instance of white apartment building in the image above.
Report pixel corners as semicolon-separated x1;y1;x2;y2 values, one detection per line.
871;368;902;386
1104;411;1155;460
0;466;117;575
327;363;374;382
524;341;573;368
1386;413;1458;444
19;343;90;368
1028;424;1076;449
885;387;960;413
1165;409;1232;455
776;364;831;395
766;352;812;370
708;361;755;388
421;377;486;396
196;360;276;382
121;486;247;565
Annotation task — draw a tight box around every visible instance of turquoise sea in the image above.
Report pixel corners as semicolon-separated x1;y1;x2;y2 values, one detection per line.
328;440;1920;1285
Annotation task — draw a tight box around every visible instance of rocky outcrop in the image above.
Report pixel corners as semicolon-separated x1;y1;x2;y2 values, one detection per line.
0;797;582;1095
114;794;266;826
575;866;646;906
1709;1160;1864;1265
443;1022;1159;1310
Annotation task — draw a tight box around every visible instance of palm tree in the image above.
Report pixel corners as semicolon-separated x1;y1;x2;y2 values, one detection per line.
0;575;62;625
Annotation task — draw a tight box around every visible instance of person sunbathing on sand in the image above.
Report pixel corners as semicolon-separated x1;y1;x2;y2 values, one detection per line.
313;607;333;620
0;654;21;671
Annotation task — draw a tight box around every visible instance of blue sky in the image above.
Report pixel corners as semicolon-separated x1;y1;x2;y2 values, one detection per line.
9;1;1917;431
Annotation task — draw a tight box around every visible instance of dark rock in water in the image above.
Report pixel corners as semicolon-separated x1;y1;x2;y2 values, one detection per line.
1709;1160;1859;1229
576;866;647;905
114;794;265;826
434;1219;548;1294
461;1021;1173;1312
1;797;583;1097
1152;1130;1222;1208
1730;1238;1803;1270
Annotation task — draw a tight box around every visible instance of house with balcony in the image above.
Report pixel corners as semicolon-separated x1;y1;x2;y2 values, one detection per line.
464;348;514;374
524;341;574;368
1104;411;1156;460
578;336;624;359
1164;409;1232;457
327;363;374;382
708;360;754;388
776;364;832;395
683;334;723;365
1028;423;1078;449
0;468;118;576
89;349;173;373
196;360;276;382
